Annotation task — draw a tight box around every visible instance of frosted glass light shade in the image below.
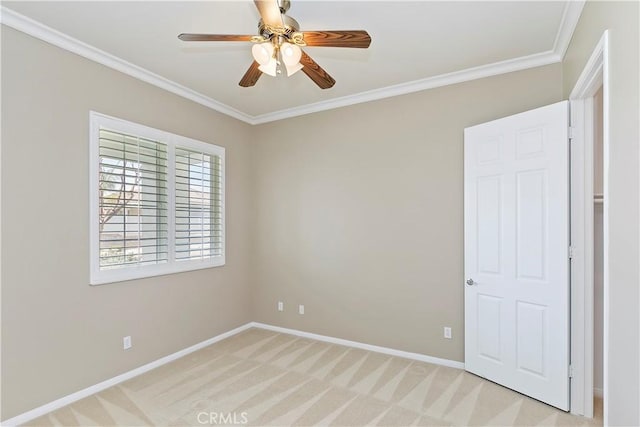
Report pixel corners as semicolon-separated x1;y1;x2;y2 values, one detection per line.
251;43;274;65
258;59;277;77
285;62;304;76
280;42;303;76
280;42;302;66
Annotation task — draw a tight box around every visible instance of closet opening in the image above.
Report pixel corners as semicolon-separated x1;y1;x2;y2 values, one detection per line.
592;85;604;418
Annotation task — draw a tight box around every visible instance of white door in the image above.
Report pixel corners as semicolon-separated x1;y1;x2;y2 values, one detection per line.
464;101;570;410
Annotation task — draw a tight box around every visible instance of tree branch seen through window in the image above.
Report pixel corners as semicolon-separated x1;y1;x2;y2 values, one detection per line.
98;160;141;233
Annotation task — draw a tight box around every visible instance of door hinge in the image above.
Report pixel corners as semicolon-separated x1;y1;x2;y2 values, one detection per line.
569;365;574;378
569;246;575;259
568;126;575;140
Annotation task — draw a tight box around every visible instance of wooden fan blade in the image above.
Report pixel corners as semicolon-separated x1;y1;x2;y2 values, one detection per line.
302;30;371;48
254;0;283;28
178;34;254;42
239;61;262;87
300;51;335;89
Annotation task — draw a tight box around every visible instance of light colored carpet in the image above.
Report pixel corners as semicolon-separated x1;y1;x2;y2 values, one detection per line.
28;328;602;426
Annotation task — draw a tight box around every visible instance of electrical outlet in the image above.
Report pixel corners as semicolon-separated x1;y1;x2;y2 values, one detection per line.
277;301;284;312
298;304;305;315
123;336;132;350
443;327;452;339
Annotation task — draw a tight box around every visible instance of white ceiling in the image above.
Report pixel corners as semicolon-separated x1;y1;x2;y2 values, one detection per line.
2;1;579;122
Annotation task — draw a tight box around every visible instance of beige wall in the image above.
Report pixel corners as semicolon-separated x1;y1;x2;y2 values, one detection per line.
250;64;563;362
562;1;639;425
1;27;253;420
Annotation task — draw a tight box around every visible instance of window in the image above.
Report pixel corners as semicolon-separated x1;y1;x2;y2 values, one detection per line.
175;148;223;261
90;112;225;285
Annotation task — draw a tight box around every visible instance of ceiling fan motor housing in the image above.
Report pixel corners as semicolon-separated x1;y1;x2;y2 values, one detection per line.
258;14;300;40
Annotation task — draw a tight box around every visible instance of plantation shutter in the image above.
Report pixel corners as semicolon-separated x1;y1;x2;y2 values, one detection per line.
98;129;168;269
175;147;223;261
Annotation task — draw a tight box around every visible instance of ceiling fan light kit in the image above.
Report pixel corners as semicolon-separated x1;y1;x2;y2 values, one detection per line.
178;0;371;89
251;38;303;77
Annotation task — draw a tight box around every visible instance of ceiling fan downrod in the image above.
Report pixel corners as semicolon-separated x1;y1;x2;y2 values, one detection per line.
278;0;291;14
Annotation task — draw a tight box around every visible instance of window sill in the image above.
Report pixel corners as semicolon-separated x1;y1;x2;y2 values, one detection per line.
89;257;226;285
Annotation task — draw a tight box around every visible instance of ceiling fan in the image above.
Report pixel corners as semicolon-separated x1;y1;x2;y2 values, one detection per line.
178;0;371;89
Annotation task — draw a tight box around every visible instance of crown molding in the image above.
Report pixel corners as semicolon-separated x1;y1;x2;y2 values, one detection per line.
553;0;586;59
0;6;254;124
251;49;561;124
1;2;585;126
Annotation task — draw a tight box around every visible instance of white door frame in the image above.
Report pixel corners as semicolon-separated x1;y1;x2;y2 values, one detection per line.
569;30;609;420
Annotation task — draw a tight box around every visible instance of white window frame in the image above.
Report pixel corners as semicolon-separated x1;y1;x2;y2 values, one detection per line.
89;111;225;285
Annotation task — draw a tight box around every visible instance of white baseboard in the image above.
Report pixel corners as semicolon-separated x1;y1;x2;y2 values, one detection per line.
250;322;465;370
3;321;465;426
1;323;253;427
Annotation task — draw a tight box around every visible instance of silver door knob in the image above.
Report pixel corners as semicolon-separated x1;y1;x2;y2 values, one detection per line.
466;278;475;286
